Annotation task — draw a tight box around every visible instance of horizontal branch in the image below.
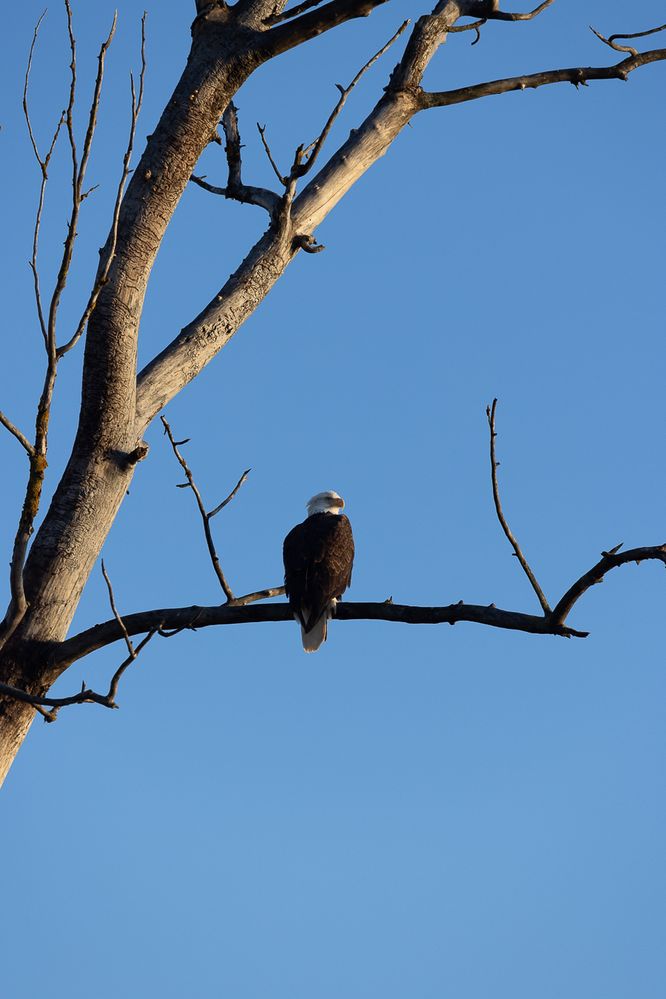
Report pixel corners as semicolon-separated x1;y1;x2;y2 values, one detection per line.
190;173;281;215
420;48;666;108
53;542;666;669
53;600;584;669
479;0;555;23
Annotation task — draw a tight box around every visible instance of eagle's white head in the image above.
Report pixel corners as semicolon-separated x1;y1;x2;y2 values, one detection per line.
306;491;345;517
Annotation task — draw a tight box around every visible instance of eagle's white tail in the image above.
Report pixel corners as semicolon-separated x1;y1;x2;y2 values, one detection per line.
297;599;336;653
300;615;328;653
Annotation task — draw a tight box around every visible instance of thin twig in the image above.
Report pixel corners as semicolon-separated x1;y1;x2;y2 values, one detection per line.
590;22;666;58
58;6;136;358
161;416;250;601
106;630;156;707
23;11;65;346
48;3;117;356
0;5;119;650
209;469;251;518
229;586;286;606
290;19;409;183
486;399;551;614
101;559;135;659
22;10;49;167
257;123;287;186
0;411;36;457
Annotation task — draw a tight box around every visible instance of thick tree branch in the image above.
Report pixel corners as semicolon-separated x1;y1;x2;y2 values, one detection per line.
136;9;666;426
50;540;666;672
420;48;666;108
262;0;389;58
263;0;327;25
52;601;581;669
290;19;410;183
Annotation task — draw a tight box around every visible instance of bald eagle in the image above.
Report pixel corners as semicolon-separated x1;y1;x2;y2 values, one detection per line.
283;491;355;652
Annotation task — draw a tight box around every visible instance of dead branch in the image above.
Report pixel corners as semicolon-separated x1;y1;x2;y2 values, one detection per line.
448;19;487;45
486;399;551;614
0;412;35;457
101;560;135;659
263;0;390;58
50;536;666;672
257;122;287;186
23;12;65;347
0;631;156;724
135;7;666;425
161;416;249;602
484;0;555;21
290;19;409;183
0;5;120;650
231;586;287;606
209;469;252;519
550;545;666;627
590;22;666;59
264;0;326;25
190;103;282;216
420;47;666;108
58;11;146;358
50;2;118;356
257;18;408;218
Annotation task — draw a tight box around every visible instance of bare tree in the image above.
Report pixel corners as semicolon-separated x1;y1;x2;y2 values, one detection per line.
0;0;664;786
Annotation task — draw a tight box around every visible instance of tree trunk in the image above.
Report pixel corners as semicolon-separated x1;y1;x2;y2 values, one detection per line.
0;11;263;781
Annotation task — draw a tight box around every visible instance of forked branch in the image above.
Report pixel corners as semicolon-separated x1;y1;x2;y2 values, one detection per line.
590;22;666;58
0;631;156;723
51;398;665;679
190;103;281;217
161;416;250;602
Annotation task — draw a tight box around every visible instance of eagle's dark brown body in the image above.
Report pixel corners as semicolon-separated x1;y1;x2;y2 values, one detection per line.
283;512;354;650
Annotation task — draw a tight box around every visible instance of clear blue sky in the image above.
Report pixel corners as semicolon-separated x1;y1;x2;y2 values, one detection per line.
1;2;664;997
